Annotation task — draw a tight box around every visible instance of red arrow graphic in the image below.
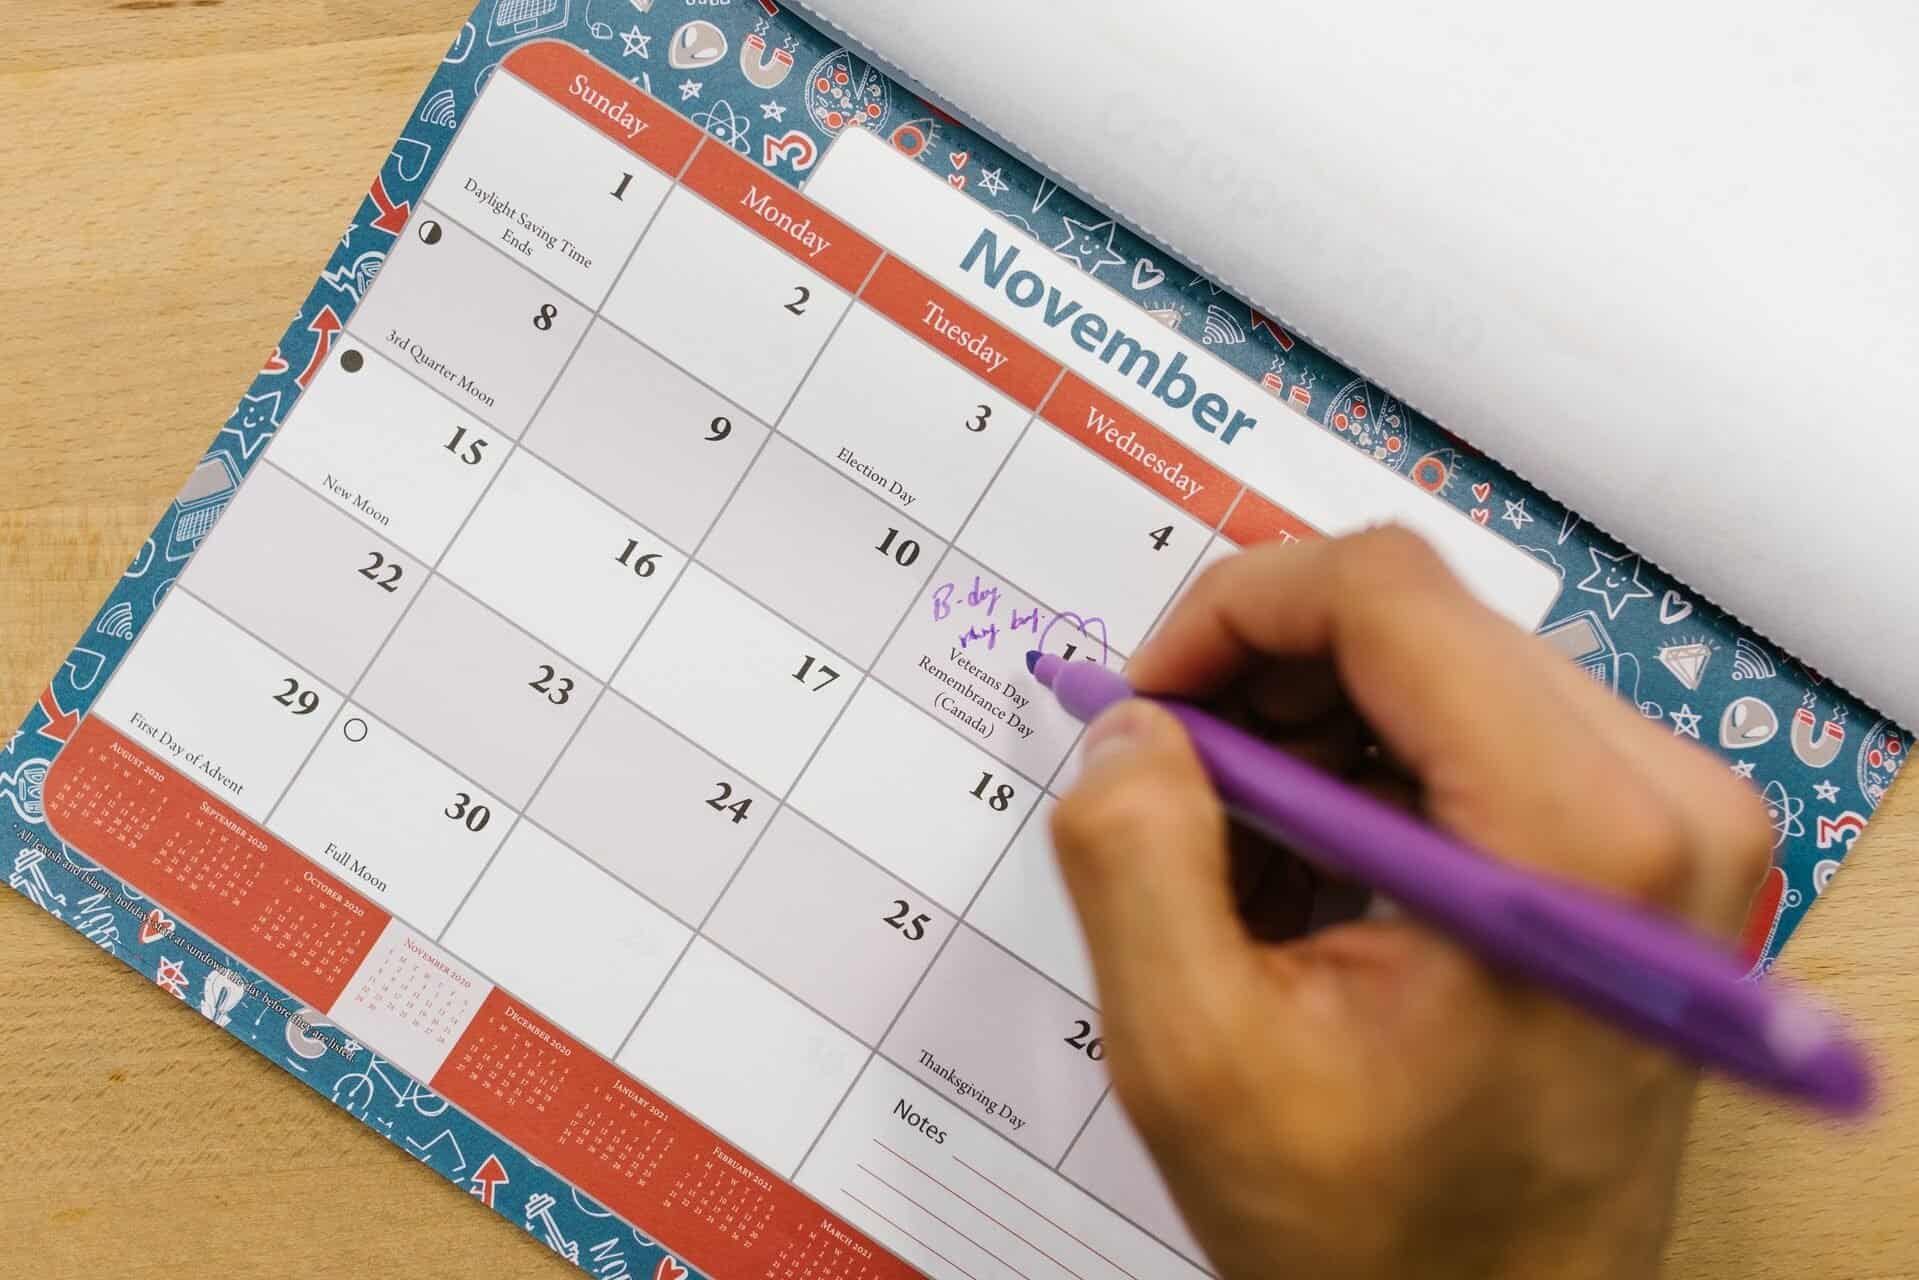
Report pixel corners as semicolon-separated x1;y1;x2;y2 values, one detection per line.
469;1153;509;1208
369;173;412;236
296;306;345;389
37;686;81;744
1249;308;1295;351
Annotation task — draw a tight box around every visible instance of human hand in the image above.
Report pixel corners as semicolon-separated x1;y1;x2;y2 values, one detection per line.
1050;528;1773;1280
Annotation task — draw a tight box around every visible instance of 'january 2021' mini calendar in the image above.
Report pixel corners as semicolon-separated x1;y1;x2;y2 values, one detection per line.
6;4;1900;1278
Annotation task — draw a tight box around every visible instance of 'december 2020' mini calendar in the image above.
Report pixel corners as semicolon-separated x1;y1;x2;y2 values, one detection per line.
5;4;1905;1278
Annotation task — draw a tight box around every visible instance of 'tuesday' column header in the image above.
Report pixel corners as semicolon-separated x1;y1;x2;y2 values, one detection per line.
504;42;702;176
862;255;1060;408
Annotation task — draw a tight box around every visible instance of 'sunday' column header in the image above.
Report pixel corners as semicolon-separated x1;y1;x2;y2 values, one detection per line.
504;42;702;176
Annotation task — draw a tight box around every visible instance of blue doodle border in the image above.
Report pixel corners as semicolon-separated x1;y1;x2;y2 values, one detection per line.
3;2;1905;1274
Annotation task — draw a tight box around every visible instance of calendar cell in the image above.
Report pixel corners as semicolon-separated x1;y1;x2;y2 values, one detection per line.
181;462;422;691
958;416;1209;655
329;920;494;1084
701;438;940;668
1059;1094;1210;1267
872;549;1098;781
601;163;868;423
789;683;1035;913
705;809;951;1044
965;798;1098;1005
266;339;504;562
780;283;1044;539
268;704;512;935
529;693;765;923
612;566;855;794
525;320;769;550
882;927;1106;1160
618;939;866;1176
92;588;334;821
796;1057;1209;1280
348;201;589;436
440;449;686;679
425;62;680;305
356;577;598;808
441;823;691;1054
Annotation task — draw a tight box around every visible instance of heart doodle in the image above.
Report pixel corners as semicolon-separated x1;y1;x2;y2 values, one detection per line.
653;1259;689;1280
948;149;970;170
1132;258;1166;291
1471;508;1491;525
946;173;967;190
1471;482;1492;502
139;908;175;945
1659;590;1693;625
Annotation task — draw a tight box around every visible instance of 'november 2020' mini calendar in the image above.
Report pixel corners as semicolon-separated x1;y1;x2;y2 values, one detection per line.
6;4;1901;1278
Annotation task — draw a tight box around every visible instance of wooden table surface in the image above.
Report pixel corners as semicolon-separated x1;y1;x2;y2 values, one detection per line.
2;4;1914;1276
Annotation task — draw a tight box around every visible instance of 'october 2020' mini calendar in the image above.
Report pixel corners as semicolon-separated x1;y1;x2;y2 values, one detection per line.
6;4;1899;1279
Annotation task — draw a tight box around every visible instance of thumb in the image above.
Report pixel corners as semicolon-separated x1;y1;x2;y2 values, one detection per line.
1051;700;1262;1073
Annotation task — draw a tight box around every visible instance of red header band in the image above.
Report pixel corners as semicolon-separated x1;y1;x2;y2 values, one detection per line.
1041;374;1241;525
504;42;703;178
678;142;883;293
862;255;1060;408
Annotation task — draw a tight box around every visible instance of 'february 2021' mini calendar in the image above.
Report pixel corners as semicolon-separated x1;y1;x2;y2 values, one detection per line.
5;4;1901;1279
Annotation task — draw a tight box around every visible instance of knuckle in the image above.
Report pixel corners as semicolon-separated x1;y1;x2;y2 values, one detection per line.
1340;524;1446;585
1707;785;1777;891
1107;1021;1244;1138
1604;801;1696;906
1052;775;1207;871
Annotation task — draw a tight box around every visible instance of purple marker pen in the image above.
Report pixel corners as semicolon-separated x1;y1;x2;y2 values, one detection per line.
1027;650;1872;1114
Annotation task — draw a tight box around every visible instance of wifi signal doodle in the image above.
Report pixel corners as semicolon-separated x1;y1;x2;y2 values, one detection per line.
1730;637;1777;682
97;601;136;641
420;89;460;129
1202;304;1247;347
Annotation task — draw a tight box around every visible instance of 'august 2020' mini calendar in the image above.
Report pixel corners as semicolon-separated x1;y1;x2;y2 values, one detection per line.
6;4;1902;1278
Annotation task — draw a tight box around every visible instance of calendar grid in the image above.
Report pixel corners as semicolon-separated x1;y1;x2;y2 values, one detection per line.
66;44;1314;1274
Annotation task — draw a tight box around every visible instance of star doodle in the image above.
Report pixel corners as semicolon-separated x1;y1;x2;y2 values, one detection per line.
977;166;1008;197
1501;498;1533;530
1814;780;1841;803
1577;547;1654;620
760;99;787;121
620;27;651;58
1729;761;1757;779
1053;216;1127;274
1668;704;1702;738
679;80;702;101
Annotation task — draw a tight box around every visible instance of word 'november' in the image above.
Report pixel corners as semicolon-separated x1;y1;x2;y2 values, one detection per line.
959;227;1260;445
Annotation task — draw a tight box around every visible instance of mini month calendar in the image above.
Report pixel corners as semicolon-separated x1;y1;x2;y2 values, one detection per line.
6;4;1900;1278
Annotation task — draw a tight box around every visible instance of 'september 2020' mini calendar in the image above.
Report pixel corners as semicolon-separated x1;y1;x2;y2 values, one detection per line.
7;5;1902;1279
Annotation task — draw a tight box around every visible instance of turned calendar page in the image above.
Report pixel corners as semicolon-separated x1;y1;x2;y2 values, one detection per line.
7;5;1897;1279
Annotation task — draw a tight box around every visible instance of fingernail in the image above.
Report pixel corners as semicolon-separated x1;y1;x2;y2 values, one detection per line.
1080;701;1155;770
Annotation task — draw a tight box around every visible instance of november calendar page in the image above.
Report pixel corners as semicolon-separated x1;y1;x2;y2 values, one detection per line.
5;3;1901;1278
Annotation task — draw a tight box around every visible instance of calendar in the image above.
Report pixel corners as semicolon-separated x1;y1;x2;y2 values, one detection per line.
7;5;1893;1279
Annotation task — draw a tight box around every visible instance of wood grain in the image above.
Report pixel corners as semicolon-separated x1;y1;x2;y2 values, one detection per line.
1;4;1913;1275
